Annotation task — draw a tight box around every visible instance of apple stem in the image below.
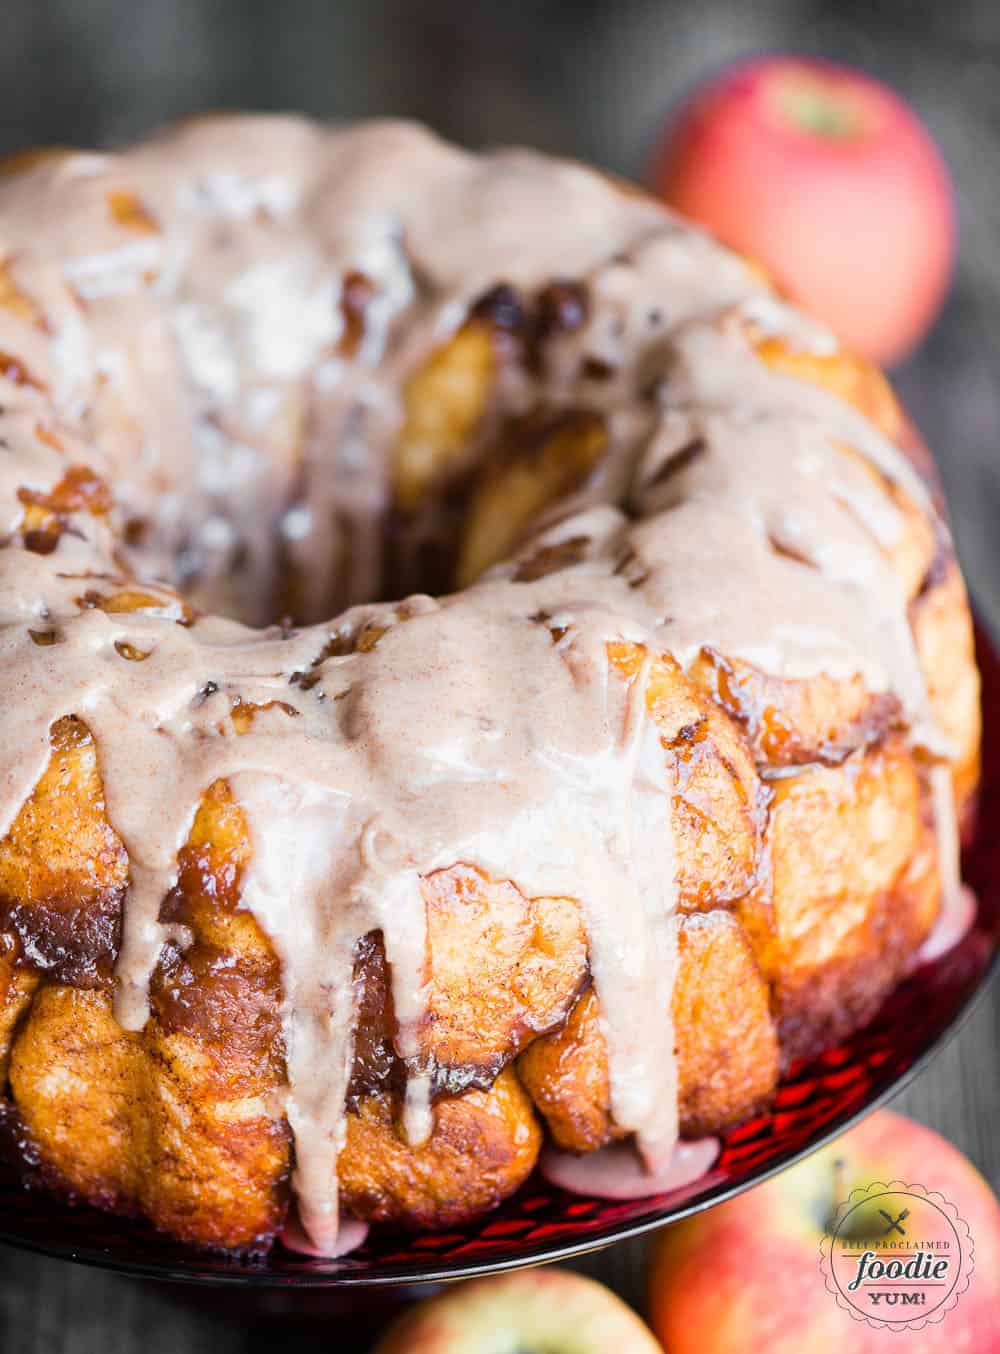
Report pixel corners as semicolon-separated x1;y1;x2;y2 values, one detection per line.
780;83;860;139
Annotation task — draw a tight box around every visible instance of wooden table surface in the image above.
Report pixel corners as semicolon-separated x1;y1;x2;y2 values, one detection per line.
0;1;998;1349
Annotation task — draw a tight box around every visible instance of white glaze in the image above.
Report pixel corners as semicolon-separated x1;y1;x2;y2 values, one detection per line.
539;1137;720;1201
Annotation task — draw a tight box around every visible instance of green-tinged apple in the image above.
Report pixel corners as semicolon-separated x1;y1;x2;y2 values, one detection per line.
648;1109;1000;1352
650;56;955;364
372;1268;663;1354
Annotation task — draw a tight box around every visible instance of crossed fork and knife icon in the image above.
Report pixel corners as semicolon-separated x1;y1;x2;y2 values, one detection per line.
879;1207;910;1236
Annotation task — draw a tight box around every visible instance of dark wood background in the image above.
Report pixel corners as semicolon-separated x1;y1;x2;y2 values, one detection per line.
0;0;997;1348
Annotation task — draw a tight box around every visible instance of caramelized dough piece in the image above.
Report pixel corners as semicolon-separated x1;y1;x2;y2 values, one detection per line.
752;331;938;602
518;910;778;1152
0;583;194;986
140;981;289;1248
832;441;938;603
0;716;127;985
350;868;589;1097
394;321;498;511
609;644;763;910
740;738;928;1063
457;409;607;586
752;333;905;442
0;934;38;1082
911;555;981;814
77;583;193;623
518;990;620;1155
347;881;588;1101
8;780;290;1250
17;464;114;555
520;738;930;1142
675;912;779;1135
679;434;939;766
9;985;146;1212
339;1066;541;1229
681;397;937;771
144;780;290;1246
348;931;400;1102
687;648;900;769
10;984;288;1247
419;865;587;1074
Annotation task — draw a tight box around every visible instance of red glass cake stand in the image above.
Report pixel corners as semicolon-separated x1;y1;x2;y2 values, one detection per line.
1;629;997;1289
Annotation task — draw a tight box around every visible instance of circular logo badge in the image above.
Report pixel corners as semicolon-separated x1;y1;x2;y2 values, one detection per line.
820;1180;974;1331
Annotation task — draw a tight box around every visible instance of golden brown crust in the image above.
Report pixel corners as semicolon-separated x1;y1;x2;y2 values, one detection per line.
686;647;901;768
419;865;587;1076
3;776;291;1249
338;1067;541;1228
614;645;765;910
518;909;780;1151
749;332;904;442
9;986;146;1214
0;935;38;1083
8;983;290;1248
739;738;929;1062
518;990;618;1155
767;818;940;1066
673;911;780;1134
911;554;981;813
394;318;500;513
0;717;127;987
456;408;608;586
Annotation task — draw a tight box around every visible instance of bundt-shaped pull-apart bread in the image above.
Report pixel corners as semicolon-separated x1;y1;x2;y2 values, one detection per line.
0;116;980;1253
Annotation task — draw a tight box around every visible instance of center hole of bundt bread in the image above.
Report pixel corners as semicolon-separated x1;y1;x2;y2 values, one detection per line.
173;498;459;630
131;277;610;629
126;428;469;630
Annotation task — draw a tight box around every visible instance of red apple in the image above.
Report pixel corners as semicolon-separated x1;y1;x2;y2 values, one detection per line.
648;1109;1000;1352
650;56;956;365
373;1268;663;1354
